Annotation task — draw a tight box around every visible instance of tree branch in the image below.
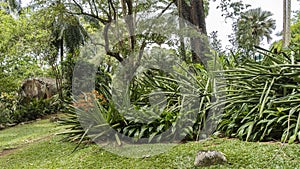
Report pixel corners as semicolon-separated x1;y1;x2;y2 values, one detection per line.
108;0;117;21
107;51;123;62
71;0;109;24
134;39;147;69
103;23;124;62
91;0;99;17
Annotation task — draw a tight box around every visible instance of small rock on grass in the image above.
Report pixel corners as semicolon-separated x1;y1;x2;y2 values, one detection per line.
194;150;227;167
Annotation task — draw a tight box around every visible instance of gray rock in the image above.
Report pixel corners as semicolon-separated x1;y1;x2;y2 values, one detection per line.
0;124;5;129
6;123;17;127
19;77;58;103
194;150;227;167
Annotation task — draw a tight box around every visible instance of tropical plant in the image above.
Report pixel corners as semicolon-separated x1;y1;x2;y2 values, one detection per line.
57;0;296;147
30;2;88;98
235;8;276;57
59;58;217;144
0;91;62;127
14;95;62;122
211;47;300;143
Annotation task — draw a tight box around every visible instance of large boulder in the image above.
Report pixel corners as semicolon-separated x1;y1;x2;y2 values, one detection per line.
20;77;58;102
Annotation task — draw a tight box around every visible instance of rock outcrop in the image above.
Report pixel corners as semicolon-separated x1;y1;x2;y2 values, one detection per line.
20;77;58;102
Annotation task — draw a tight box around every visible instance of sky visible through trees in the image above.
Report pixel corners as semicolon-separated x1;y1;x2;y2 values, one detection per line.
20;0;300;49
207;0;299;49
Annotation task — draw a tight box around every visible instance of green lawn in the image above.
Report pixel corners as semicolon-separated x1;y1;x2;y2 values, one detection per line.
0;119;63;151
0;119;300;169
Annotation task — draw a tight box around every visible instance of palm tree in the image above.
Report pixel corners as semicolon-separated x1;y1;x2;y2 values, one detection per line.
235;8;276;58
50;7;88;97
32;2;88;97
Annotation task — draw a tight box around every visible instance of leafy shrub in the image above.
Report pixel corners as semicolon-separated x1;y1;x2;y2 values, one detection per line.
61;47;300;144
60;62;214;143
0;91;63;127
15;95;62;122
0;92;17;124
212;47;300;143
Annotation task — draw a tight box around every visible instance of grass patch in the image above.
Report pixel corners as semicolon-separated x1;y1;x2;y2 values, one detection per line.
0;120;300;168
0;119;63;151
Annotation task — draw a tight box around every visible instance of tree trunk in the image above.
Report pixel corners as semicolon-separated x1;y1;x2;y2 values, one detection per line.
283;0;291;47
57;38;63;99
178;0;187;62
174;0;210;65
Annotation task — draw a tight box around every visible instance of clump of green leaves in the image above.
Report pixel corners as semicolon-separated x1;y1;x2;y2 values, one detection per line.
212;47;300;143
0;9;51;94
60;61;214;144
0;92;63;127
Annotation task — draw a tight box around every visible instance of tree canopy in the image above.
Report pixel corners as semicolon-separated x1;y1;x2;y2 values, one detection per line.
0;9;50;92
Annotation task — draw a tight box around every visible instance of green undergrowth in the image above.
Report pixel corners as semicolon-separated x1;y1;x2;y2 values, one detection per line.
0;120;300;169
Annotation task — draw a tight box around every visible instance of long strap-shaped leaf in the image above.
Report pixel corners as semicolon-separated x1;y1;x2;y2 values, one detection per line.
288;104;300;143
196;78;211;141
259;77;275;118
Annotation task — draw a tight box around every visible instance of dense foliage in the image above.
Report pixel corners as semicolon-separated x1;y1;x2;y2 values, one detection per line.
60;62;215;143
0;92;62;126
1;1;300;148
56;2;300;144
0;9;50;93
214;47;300;142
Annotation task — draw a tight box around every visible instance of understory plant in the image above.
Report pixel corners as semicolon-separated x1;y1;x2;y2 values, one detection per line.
213;46;300;142
0;92;63;126
61;45;300;144
60;62;215;144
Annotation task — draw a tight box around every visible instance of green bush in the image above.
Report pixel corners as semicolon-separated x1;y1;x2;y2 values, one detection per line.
61;46;300;144
0;92;63;126
0;92;16;124
15;95;62;122
212;47;300;143
60;63;214;144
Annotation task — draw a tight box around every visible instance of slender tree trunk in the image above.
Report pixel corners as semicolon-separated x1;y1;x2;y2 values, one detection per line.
283;0;291;47
190;0;207;34
178;0;187;62
53;38;64;99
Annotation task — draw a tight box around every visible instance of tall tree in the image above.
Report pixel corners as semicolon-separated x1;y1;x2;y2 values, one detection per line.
30;1;88;97
53;0;175;71
235;8;276;57
30;0;252;67
0;9;50;93
174;0;209;64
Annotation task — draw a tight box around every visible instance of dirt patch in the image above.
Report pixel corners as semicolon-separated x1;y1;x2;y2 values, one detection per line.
0;147;19;157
